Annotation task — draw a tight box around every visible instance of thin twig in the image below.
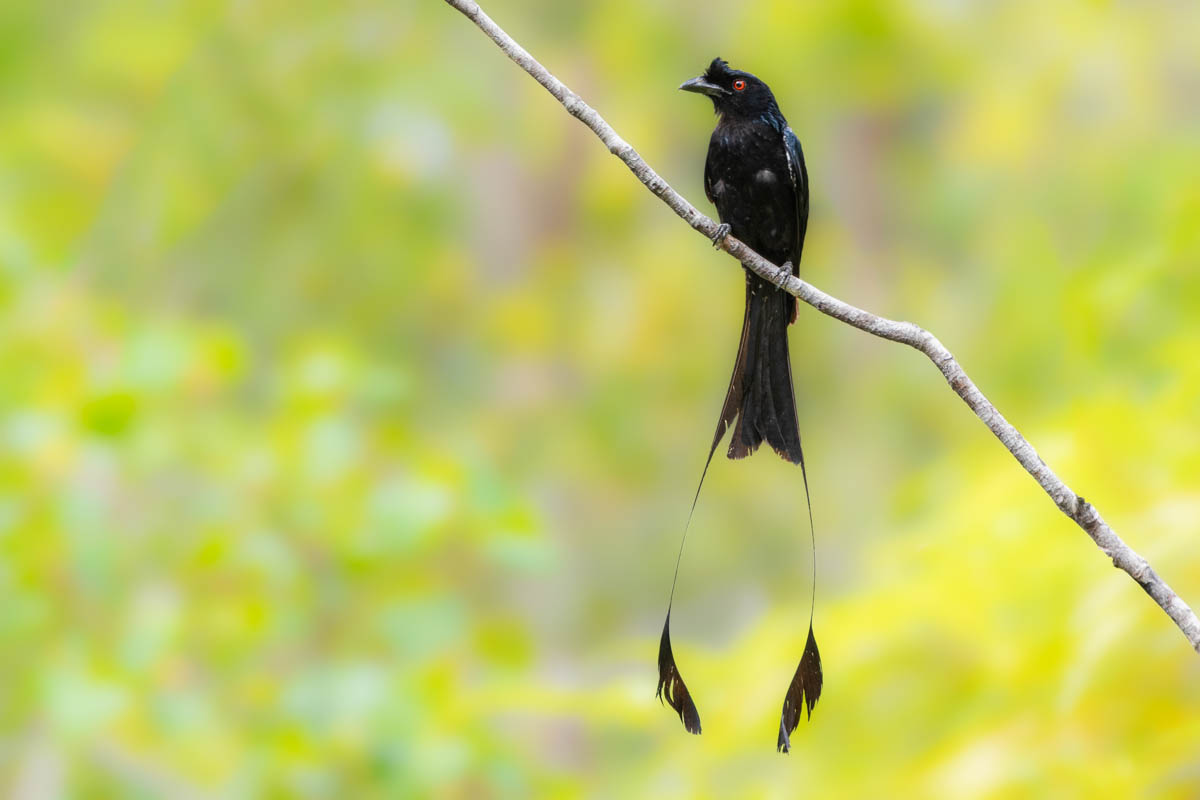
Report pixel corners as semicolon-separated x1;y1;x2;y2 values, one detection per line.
442;0;1200;653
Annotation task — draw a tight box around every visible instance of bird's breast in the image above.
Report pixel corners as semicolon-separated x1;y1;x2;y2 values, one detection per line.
755;169;777;186
705;122;796;262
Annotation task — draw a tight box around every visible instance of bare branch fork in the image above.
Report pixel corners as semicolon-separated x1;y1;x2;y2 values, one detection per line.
443;0;1200;653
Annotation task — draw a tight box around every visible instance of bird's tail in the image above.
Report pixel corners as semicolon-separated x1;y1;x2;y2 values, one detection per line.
656;272;822;748
717;274;803;465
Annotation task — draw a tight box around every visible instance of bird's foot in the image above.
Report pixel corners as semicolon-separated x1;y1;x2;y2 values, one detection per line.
710;223;731;249
774;261;793;290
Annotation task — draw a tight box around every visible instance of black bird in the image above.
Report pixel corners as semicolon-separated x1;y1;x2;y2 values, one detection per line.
686;58;808;464
656;58;822;754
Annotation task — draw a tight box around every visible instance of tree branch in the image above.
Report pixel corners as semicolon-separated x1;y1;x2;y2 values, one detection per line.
442;0;1200;653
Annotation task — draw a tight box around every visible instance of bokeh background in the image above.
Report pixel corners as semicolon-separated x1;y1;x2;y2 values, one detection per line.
2;0;1200;796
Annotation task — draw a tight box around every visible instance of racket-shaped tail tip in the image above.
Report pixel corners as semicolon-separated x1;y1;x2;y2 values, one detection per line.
657;615;702;735
776;624;822;752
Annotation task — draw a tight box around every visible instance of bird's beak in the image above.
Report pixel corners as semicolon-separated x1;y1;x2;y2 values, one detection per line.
679;76;728;97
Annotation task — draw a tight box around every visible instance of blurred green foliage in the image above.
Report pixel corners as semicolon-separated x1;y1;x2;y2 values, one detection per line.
2;0;1199;797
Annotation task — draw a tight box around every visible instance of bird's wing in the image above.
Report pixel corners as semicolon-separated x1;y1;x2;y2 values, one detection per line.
703;141;718;205
782;126;809;271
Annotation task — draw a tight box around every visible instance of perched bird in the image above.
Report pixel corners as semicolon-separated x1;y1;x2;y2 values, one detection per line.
656;58;822;754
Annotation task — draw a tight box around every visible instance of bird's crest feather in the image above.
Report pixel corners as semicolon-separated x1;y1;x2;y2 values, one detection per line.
704;58;732;82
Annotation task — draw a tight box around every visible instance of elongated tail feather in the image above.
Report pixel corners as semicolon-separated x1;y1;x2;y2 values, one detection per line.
777;625;823;753
656;613;701;734
655;431;722;735
657;275;820;743
778;409;823;753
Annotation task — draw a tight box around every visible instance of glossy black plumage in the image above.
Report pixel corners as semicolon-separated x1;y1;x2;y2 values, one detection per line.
658;58;821;753
695;57;809;464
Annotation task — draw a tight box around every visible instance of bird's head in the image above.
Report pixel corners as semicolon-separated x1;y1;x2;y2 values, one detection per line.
679;58;779;119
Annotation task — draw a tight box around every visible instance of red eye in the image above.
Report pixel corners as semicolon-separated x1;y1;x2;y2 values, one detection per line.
733;79;746;91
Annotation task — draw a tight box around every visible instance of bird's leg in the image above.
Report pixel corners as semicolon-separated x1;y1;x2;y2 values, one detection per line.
773;261;793;290
709;223;731;249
